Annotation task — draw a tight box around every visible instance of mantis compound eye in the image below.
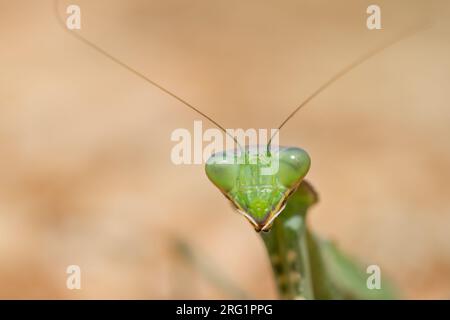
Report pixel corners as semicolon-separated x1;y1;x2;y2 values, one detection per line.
205;150;239;193
276;147;311;190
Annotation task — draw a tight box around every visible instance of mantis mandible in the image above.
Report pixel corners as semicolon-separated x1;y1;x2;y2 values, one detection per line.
56;0;425;299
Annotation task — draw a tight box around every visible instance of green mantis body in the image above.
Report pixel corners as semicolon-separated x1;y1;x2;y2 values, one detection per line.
262;180;397;299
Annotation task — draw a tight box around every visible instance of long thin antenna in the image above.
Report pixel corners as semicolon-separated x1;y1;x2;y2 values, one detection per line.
267;24;428;148
54;0;242;147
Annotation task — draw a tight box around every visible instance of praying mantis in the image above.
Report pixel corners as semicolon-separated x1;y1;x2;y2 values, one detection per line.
55;0;426;299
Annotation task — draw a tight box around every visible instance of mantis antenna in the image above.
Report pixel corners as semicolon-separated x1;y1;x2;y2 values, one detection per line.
54;0;242;148
56;1;427;152
266;23;428;149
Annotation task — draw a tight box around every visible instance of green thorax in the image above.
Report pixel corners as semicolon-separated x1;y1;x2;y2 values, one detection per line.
205;146;311;232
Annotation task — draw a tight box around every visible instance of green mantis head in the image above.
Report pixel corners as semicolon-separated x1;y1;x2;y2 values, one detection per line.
205;146;310;232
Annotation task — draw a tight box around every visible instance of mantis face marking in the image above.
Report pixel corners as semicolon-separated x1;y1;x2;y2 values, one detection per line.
205;146;310;232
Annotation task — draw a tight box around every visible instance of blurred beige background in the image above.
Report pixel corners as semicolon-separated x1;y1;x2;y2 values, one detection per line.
0;0;449;299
